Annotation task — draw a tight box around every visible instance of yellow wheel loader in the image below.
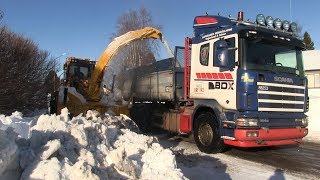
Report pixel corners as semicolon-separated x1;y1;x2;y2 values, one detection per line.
48;27;173;116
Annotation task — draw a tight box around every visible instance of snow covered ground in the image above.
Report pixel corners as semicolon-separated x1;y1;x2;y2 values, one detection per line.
0;89;319;179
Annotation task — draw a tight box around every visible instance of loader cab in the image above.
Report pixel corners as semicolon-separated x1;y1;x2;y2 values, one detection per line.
63;57;96;93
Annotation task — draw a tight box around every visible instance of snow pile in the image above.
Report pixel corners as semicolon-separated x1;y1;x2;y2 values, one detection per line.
0;108;185;180
305;88;320;143
0;127;20;180
0;111;33;139
111;129;181;179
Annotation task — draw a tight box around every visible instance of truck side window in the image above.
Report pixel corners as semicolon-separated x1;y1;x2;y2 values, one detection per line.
213;38;236;67
199;43;210;66
225;38;235;63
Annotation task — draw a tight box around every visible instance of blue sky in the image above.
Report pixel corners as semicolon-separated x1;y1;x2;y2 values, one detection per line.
1;0;319;67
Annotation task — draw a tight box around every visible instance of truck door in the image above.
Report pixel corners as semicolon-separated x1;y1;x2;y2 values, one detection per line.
190;34;238;110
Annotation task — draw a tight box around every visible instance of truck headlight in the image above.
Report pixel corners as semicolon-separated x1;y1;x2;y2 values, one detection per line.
303;117;308;127
265;16;274;28
295;117;308;127
290;22;298;33
236;118;259;127
282;20;290;31
274;18;282;29
256;14;265;26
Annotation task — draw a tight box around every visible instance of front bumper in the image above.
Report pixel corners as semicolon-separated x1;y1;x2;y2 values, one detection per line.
224;128;308;147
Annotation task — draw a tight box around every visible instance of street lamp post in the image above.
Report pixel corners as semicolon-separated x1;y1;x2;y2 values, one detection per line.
48;53;66;114
53;53;66;91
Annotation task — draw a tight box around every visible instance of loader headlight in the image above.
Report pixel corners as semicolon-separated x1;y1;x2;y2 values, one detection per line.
236;118;259;127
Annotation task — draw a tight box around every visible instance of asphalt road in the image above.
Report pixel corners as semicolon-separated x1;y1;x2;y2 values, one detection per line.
224;141;320;177
155;132;320;178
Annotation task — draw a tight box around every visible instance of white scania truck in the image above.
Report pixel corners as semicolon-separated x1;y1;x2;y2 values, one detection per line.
124;12;308;153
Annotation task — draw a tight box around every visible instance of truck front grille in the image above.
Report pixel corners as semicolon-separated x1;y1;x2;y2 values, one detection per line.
257;82;305;112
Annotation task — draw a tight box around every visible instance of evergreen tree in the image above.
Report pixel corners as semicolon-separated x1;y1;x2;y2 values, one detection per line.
303;31;315;50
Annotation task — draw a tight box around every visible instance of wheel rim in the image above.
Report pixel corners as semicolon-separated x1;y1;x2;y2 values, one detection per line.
198;122;214;146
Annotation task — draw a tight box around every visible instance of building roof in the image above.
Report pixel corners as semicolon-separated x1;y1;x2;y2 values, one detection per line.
303;50;320;71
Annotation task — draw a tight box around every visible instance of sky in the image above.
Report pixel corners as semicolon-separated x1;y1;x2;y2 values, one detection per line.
1;0;319;70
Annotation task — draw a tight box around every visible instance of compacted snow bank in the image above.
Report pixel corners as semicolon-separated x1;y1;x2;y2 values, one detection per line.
0;127;20;180
0;111;34;139
0;109;185;180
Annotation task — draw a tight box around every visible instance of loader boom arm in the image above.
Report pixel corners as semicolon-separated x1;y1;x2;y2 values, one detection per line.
87;27;173;101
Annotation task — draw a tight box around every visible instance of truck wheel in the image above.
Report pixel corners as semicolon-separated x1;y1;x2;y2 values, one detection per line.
194;112;225;153
130;104;150;133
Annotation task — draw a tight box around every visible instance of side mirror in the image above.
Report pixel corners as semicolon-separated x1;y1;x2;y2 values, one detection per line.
214;40;236;69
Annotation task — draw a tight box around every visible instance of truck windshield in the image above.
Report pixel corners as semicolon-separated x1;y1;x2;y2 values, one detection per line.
245;39;304;76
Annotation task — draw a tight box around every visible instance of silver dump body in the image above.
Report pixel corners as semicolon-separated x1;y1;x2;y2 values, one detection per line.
123;47;185;102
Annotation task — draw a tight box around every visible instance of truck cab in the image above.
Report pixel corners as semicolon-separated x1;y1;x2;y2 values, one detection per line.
188;12;308;151
127;12;309;153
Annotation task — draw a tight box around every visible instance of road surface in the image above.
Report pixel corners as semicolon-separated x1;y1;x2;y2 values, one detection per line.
225;141;320;177
155;133;320;179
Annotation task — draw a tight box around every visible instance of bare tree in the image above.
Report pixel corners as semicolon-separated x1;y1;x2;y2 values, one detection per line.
0;26;57;114
101;7;162;101
0;10;3;22
113;6;162;68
